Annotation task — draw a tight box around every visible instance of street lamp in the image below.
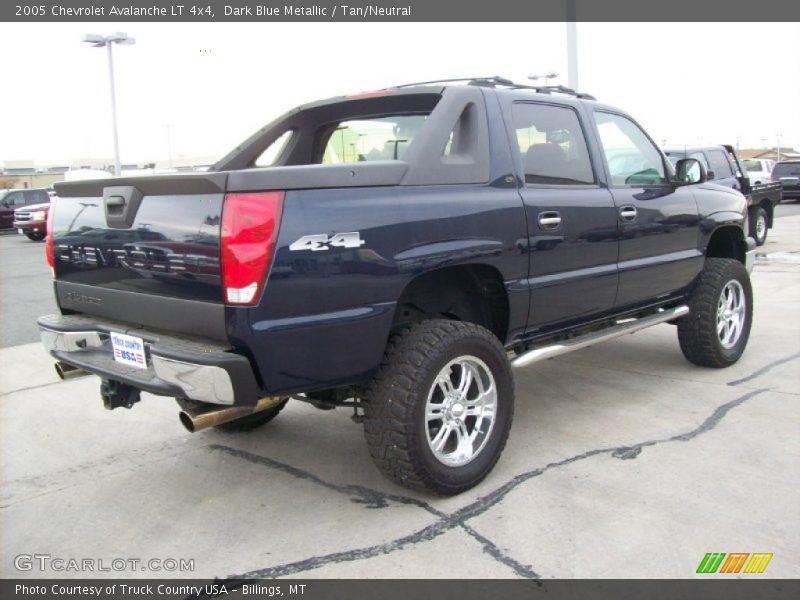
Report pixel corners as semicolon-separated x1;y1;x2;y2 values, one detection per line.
528;72;559;87
82;32;136;176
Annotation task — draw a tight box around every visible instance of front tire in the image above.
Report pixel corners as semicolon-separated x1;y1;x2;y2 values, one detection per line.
363;320;514;495
677;258;753;368
749;206;768;246
25;232;45;241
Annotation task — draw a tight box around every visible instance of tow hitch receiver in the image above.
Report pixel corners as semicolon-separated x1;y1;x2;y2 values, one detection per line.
101;379;141;410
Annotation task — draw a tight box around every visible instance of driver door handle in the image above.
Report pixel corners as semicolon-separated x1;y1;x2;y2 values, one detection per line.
538;211;562;230
619;206;638;222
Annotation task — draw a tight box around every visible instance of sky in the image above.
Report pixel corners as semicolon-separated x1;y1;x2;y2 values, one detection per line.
1;21;798;165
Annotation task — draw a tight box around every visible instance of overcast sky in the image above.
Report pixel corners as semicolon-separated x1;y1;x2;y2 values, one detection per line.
1;21;798;164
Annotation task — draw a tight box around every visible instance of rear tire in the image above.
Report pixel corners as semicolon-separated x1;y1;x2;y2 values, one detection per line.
363;319;514;495
749;206;768;246
677;258;752;368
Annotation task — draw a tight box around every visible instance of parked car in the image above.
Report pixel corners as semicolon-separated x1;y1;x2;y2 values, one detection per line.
39;78;756;495
771;160;800;201
664;146;782;246
0;188;51;229
13;202;50;241
741;158;775;185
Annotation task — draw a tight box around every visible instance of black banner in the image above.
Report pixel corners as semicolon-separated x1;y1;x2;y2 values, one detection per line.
3;0;800;22
3;579;800;600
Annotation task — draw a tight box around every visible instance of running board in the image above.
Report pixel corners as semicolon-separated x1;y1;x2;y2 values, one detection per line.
511;305;690;369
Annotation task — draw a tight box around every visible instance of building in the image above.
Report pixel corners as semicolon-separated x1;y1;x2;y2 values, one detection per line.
739;148;800;161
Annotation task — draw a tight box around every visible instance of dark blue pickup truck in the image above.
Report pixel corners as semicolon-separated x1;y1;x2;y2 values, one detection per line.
40;77;755;494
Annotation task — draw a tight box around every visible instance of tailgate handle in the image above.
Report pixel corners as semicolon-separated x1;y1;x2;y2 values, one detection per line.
103;186;143;229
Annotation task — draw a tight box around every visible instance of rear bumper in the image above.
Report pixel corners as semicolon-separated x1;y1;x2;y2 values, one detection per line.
38;314;260;406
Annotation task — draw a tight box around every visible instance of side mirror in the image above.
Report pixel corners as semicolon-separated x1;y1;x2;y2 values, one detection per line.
675;158;706;185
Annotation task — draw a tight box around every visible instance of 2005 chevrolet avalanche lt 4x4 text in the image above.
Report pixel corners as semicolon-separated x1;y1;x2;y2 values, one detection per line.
39;77;756;494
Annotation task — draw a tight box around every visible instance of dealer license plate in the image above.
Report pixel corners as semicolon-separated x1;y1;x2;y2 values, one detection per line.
17;228;23;234
111;332;147;369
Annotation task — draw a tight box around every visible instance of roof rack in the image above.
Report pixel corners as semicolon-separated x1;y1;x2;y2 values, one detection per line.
392;76;596;101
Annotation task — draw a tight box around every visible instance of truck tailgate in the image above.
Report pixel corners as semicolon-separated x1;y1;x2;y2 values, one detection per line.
51;173;227;340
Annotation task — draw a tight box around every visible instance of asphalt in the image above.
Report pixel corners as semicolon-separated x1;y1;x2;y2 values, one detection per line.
0;214;798;580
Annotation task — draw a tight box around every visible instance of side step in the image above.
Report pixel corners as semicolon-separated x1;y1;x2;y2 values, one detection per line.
511;305;689;369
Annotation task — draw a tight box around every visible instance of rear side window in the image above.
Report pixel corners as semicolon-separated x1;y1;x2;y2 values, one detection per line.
594;112;667;186
255;130;293;167
707;150;734;178
512;103;594;185
319;114;429;163
772;162;800;176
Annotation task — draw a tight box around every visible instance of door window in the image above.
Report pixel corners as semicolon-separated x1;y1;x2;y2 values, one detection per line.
707;149;734;178
594;112;667;186
512;102;594;185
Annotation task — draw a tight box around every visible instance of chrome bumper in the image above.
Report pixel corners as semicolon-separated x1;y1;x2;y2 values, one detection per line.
745;236;756;274
38;314;260;406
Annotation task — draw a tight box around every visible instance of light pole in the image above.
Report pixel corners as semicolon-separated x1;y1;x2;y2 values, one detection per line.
82;32;136;176
528;72;559;87
776;133;782;162
566;0;578;90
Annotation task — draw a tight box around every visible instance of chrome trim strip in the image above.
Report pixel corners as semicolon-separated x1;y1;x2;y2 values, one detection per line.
512;305;690;369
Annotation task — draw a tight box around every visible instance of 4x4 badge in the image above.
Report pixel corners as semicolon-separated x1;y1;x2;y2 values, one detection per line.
289;232;366;252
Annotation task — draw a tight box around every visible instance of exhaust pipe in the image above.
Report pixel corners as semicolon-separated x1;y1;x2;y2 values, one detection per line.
179;396;287;433
55;361;90;380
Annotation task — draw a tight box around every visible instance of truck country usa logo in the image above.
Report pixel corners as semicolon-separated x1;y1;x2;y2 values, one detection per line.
696;552;773;574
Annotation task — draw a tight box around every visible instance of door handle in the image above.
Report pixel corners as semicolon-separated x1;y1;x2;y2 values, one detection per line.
538;211;562;230
619;206;637;222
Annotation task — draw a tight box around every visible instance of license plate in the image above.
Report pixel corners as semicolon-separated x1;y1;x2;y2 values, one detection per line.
17;228;23;234
111;332;147;369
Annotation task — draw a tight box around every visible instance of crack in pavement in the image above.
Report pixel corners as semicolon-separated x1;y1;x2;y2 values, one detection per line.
727;351;800;386
211;387;768;581
0;379;61;399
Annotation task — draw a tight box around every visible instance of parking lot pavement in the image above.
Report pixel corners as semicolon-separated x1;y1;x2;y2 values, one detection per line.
0;221;798;580
0;230;56;348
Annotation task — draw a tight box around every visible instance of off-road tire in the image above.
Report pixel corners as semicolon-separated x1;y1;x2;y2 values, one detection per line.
176;397;289;432
362;319;514;495
677;258;753;368
749;206;768;246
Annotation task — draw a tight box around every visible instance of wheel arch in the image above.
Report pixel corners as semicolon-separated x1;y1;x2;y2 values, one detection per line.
705;224;747;264
393;263;510;343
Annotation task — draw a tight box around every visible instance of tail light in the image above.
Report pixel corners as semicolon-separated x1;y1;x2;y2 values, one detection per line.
220;191;284;305
45;201;56;275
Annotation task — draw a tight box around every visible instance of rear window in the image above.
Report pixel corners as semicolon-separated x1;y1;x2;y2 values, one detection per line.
742;159;763;172
773;162;800;176
320;114;429;163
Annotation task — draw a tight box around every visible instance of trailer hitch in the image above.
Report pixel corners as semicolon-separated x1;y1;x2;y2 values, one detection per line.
100;379;141;410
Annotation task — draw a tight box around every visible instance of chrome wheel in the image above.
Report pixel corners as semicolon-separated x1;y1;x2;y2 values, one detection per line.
756;214;766;240
425;356;497;467
717;280;746;349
